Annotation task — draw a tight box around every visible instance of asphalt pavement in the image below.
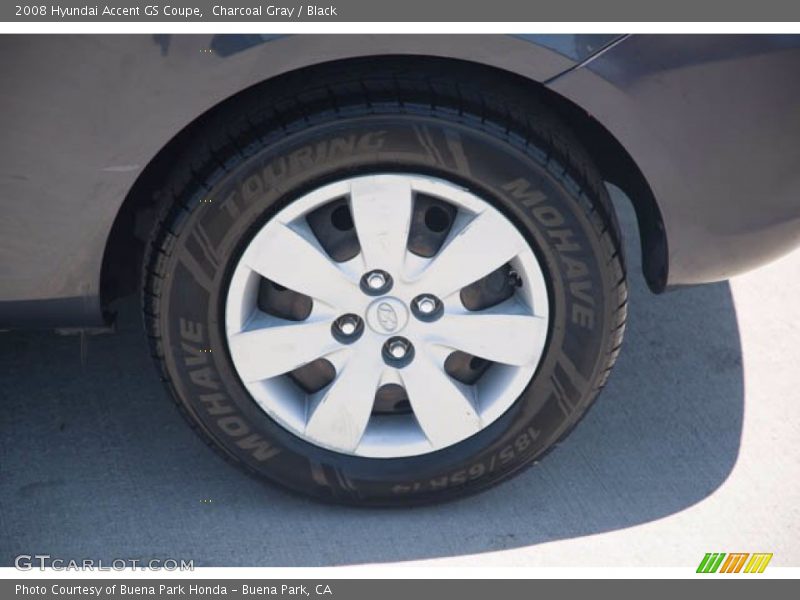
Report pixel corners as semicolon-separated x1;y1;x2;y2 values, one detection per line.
1;189;798;568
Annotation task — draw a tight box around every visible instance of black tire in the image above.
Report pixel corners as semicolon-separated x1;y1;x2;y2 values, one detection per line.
143;59;627;506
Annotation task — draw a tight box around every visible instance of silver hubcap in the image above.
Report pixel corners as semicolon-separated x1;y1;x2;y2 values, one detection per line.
225;174;549;458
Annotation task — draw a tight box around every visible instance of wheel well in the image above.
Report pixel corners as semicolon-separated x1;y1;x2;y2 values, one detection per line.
100;55;667;316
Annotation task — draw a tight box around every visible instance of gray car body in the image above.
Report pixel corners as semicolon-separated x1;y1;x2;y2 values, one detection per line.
1;34;799;327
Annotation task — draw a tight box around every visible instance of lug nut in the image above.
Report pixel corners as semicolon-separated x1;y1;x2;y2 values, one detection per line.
416;296;436;314
382;336;414;367
332;314;363;344
411;293;443;322
360;269;393;296
339;317;357;336
368;273;386;290
389;340;409;359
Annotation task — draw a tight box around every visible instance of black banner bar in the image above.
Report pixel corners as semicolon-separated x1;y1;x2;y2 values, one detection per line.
3;579;790;600
4;0;800;22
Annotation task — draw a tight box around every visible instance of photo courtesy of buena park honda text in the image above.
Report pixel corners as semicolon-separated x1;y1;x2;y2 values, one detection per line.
0;0;799;595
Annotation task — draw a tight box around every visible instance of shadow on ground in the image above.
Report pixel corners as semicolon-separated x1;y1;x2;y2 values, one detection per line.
0;195;744;566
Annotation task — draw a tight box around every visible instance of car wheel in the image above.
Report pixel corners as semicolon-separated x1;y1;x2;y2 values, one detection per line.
143;61;627;506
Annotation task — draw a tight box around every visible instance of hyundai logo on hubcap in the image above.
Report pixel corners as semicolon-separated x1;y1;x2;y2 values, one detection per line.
376;302;399;332
366;297;409;334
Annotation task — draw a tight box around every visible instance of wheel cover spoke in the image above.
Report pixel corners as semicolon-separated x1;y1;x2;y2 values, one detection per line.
349;176;414;274
413;210;527;299
305;344;384;452
242;220;360;310
401;351;482;447
424;300;548;366
228;315;339;383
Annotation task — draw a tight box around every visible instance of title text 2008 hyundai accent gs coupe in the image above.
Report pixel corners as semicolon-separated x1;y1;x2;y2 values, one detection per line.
2;34;799;504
